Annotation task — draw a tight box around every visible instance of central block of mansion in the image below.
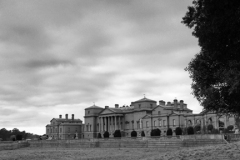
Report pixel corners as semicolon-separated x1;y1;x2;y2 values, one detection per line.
46;97;235;139
84;97;234;138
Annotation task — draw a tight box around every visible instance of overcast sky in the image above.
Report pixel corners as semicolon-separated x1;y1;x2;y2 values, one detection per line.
0;0;201;135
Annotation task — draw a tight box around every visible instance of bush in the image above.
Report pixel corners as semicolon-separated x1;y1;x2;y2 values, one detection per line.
98;133;102;138
227;125;234;131
131;130;137;137
113;130;121;137
166;128;173;136
103;131;109;138
175;127;182;135
194;125;201;133
187;126;194;135
141;131;145;137
207;124;214;132
150;129;161;136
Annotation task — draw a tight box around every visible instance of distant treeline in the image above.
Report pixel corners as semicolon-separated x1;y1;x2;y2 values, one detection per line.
0;128;39;141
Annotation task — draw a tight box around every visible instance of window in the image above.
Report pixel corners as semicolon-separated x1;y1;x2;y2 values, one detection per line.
163;120;166;127
185;120;187;126
173;119;176;126
158;111;161;115
88;111;90;114
150;104;153;107
146;121;149;128
50;129;52;133
90;125;91;132
55;128;57;133
154;121;156;127
60;128;62;133
159;120;162;127
68;127;70;133
47;129;49;133
139;104;141;109
137;121;140;129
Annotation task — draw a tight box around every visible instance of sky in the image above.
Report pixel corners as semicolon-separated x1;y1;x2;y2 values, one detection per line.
0;0;201;135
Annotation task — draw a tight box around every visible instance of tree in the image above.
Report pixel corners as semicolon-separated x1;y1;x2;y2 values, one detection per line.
103;131;109;138
113;130;121;138
175;127;182;135
182;0;240;115
131;130;137;137
166;128;173;136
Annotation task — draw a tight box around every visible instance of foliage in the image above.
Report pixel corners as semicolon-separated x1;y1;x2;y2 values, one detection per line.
227;125;234;131
182;0;240;115
207;124;214;131
16;135;22;140
0;128;39;141
150;129;161;136
187;126;194;135
166;128;173;136
175;127;182;135
97;133;102;138
194;125;201;133
103;131;109;138
141;131;145;137
131;130;137;137
113;130;121;137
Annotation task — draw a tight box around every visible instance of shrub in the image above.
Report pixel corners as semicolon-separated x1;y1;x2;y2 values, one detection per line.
155;128;161;136
194;125;201;133
175;127;182;135
227;125;234;131
150;129;156;136
113;130;121;137
103;131;109;138
98;133;102;138
141;131;145;137
207;124;214;132
166;128;173;136
187;126;194;135
131;130;137;137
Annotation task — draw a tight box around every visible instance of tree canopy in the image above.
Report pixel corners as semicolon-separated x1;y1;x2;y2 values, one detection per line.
182;0;240;115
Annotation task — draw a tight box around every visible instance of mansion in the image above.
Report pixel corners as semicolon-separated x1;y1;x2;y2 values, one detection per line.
46;97;235;139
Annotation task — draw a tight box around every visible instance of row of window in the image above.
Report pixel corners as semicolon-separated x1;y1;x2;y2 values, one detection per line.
47;127;78;133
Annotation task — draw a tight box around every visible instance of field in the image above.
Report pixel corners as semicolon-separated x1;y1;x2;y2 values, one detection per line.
0;141;240;160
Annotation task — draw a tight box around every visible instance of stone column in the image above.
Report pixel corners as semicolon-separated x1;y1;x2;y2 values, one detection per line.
119;116;121;130
99;117;101;132
103;117;105;131
115;116;117;130
123;116;125;131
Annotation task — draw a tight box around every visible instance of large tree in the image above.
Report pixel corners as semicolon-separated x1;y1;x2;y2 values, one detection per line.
182;0;240;115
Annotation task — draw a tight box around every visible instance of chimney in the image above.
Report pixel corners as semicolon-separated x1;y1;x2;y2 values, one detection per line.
167;102;171;106
115;104;119;108
105;106;109;109
72;114;74;120
159;100;166;106
65;114;68;119
183;104;187;109
59;115;62;119
174;99;178;108
180;100;184;109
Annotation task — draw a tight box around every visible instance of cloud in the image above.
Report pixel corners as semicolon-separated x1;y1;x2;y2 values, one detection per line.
0;0;201;135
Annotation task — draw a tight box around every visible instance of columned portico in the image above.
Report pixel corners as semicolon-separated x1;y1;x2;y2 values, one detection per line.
99;114;123;135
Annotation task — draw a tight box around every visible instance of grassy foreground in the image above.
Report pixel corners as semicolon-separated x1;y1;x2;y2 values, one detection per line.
0;141;239;160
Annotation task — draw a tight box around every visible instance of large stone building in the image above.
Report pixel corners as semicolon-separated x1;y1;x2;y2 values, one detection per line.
46;114;84;139
84;97;235;138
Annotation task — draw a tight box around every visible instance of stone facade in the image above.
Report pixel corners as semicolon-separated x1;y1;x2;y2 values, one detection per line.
46;114;84;139
84;97;235;138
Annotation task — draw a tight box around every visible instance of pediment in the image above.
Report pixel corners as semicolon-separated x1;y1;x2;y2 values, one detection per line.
100;109;114;115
